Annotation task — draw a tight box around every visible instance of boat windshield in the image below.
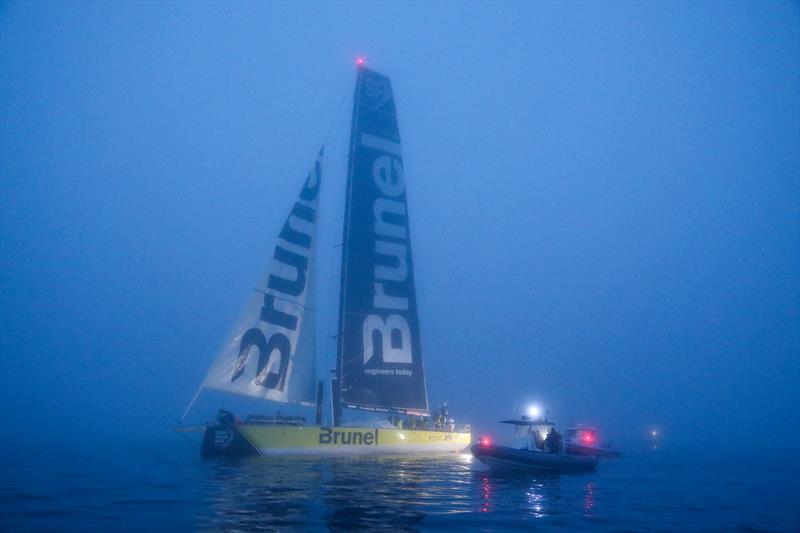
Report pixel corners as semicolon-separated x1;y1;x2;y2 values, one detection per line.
511;423;552;450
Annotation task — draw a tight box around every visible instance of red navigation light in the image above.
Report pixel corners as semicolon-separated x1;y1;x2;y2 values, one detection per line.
582;433;594;443
356;57;365;66
480;436;491;446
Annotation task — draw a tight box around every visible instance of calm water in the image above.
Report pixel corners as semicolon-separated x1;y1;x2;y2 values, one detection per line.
0;437;798;532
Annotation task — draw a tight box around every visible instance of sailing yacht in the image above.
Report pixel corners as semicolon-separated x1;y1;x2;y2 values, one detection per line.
188;63;471;457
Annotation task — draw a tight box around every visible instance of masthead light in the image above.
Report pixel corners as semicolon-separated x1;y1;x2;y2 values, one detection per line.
527;405;542;419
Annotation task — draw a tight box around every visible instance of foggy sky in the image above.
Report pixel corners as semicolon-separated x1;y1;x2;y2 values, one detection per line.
1;1;798;451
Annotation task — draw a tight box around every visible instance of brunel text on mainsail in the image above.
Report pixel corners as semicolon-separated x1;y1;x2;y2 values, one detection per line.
361;133;413;367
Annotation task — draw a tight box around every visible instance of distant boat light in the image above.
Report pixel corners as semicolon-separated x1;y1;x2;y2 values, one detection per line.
527;405;541;419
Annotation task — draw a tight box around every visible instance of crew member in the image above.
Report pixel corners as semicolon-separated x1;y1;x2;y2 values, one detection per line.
544;427;562;453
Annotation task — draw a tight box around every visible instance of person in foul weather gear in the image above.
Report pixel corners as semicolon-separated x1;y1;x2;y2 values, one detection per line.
552;428;562;453
544;427;562;453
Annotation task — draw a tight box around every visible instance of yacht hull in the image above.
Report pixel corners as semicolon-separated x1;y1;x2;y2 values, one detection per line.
202;425;471;457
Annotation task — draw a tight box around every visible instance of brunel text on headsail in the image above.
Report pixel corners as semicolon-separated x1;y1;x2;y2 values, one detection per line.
230;167;320;391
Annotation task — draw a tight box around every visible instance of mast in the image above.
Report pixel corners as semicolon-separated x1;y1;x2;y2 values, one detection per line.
333;65;364;426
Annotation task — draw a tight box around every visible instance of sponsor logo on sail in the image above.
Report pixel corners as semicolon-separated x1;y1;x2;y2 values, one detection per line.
230;161;320;391
361;133;414;369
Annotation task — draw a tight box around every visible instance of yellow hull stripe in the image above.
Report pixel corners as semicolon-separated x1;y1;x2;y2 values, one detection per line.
237;426;471;455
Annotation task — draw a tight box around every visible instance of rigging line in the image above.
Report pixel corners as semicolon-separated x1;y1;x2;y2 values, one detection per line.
323;105;347;356
321;78;351;150
324;241;339;347
321;200;340;380
180;383;204;423
321;241;338;381
410;246;448;404
324;70;358;375
424;308;452;405
322;115;348;376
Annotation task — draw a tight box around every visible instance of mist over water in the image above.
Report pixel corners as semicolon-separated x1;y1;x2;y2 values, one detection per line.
1;1;798;530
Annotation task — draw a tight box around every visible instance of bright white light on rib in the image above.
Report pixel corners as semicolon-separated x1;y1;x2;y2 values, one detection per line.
527;405;542;419
398;433;406;440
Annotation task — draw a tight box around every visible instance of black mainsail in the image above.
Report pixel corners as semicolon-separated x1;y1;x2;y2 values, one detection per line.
335;66;429;418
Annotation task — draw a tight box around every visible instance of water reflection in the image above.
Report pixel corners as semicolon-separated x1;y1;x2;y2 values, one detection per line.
526;482;547;518
198;454;597;530
584;481;596;517
476;470;563;519
201;457;321;530
322;457;428;530
199;454;476;531
479;473;492;513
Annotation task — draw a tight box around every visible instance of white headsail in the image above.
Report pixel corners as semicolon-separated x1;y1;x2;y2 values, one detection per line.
201;151;322;406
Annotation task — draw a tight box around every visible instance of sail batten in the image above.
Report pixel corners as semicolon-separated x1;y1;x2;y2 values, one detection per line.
336;67;429;417
200;151;322;406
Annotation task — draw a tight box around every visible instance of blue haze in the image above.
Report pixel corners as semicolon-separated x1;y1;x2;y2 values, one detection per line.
1;1;798;456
